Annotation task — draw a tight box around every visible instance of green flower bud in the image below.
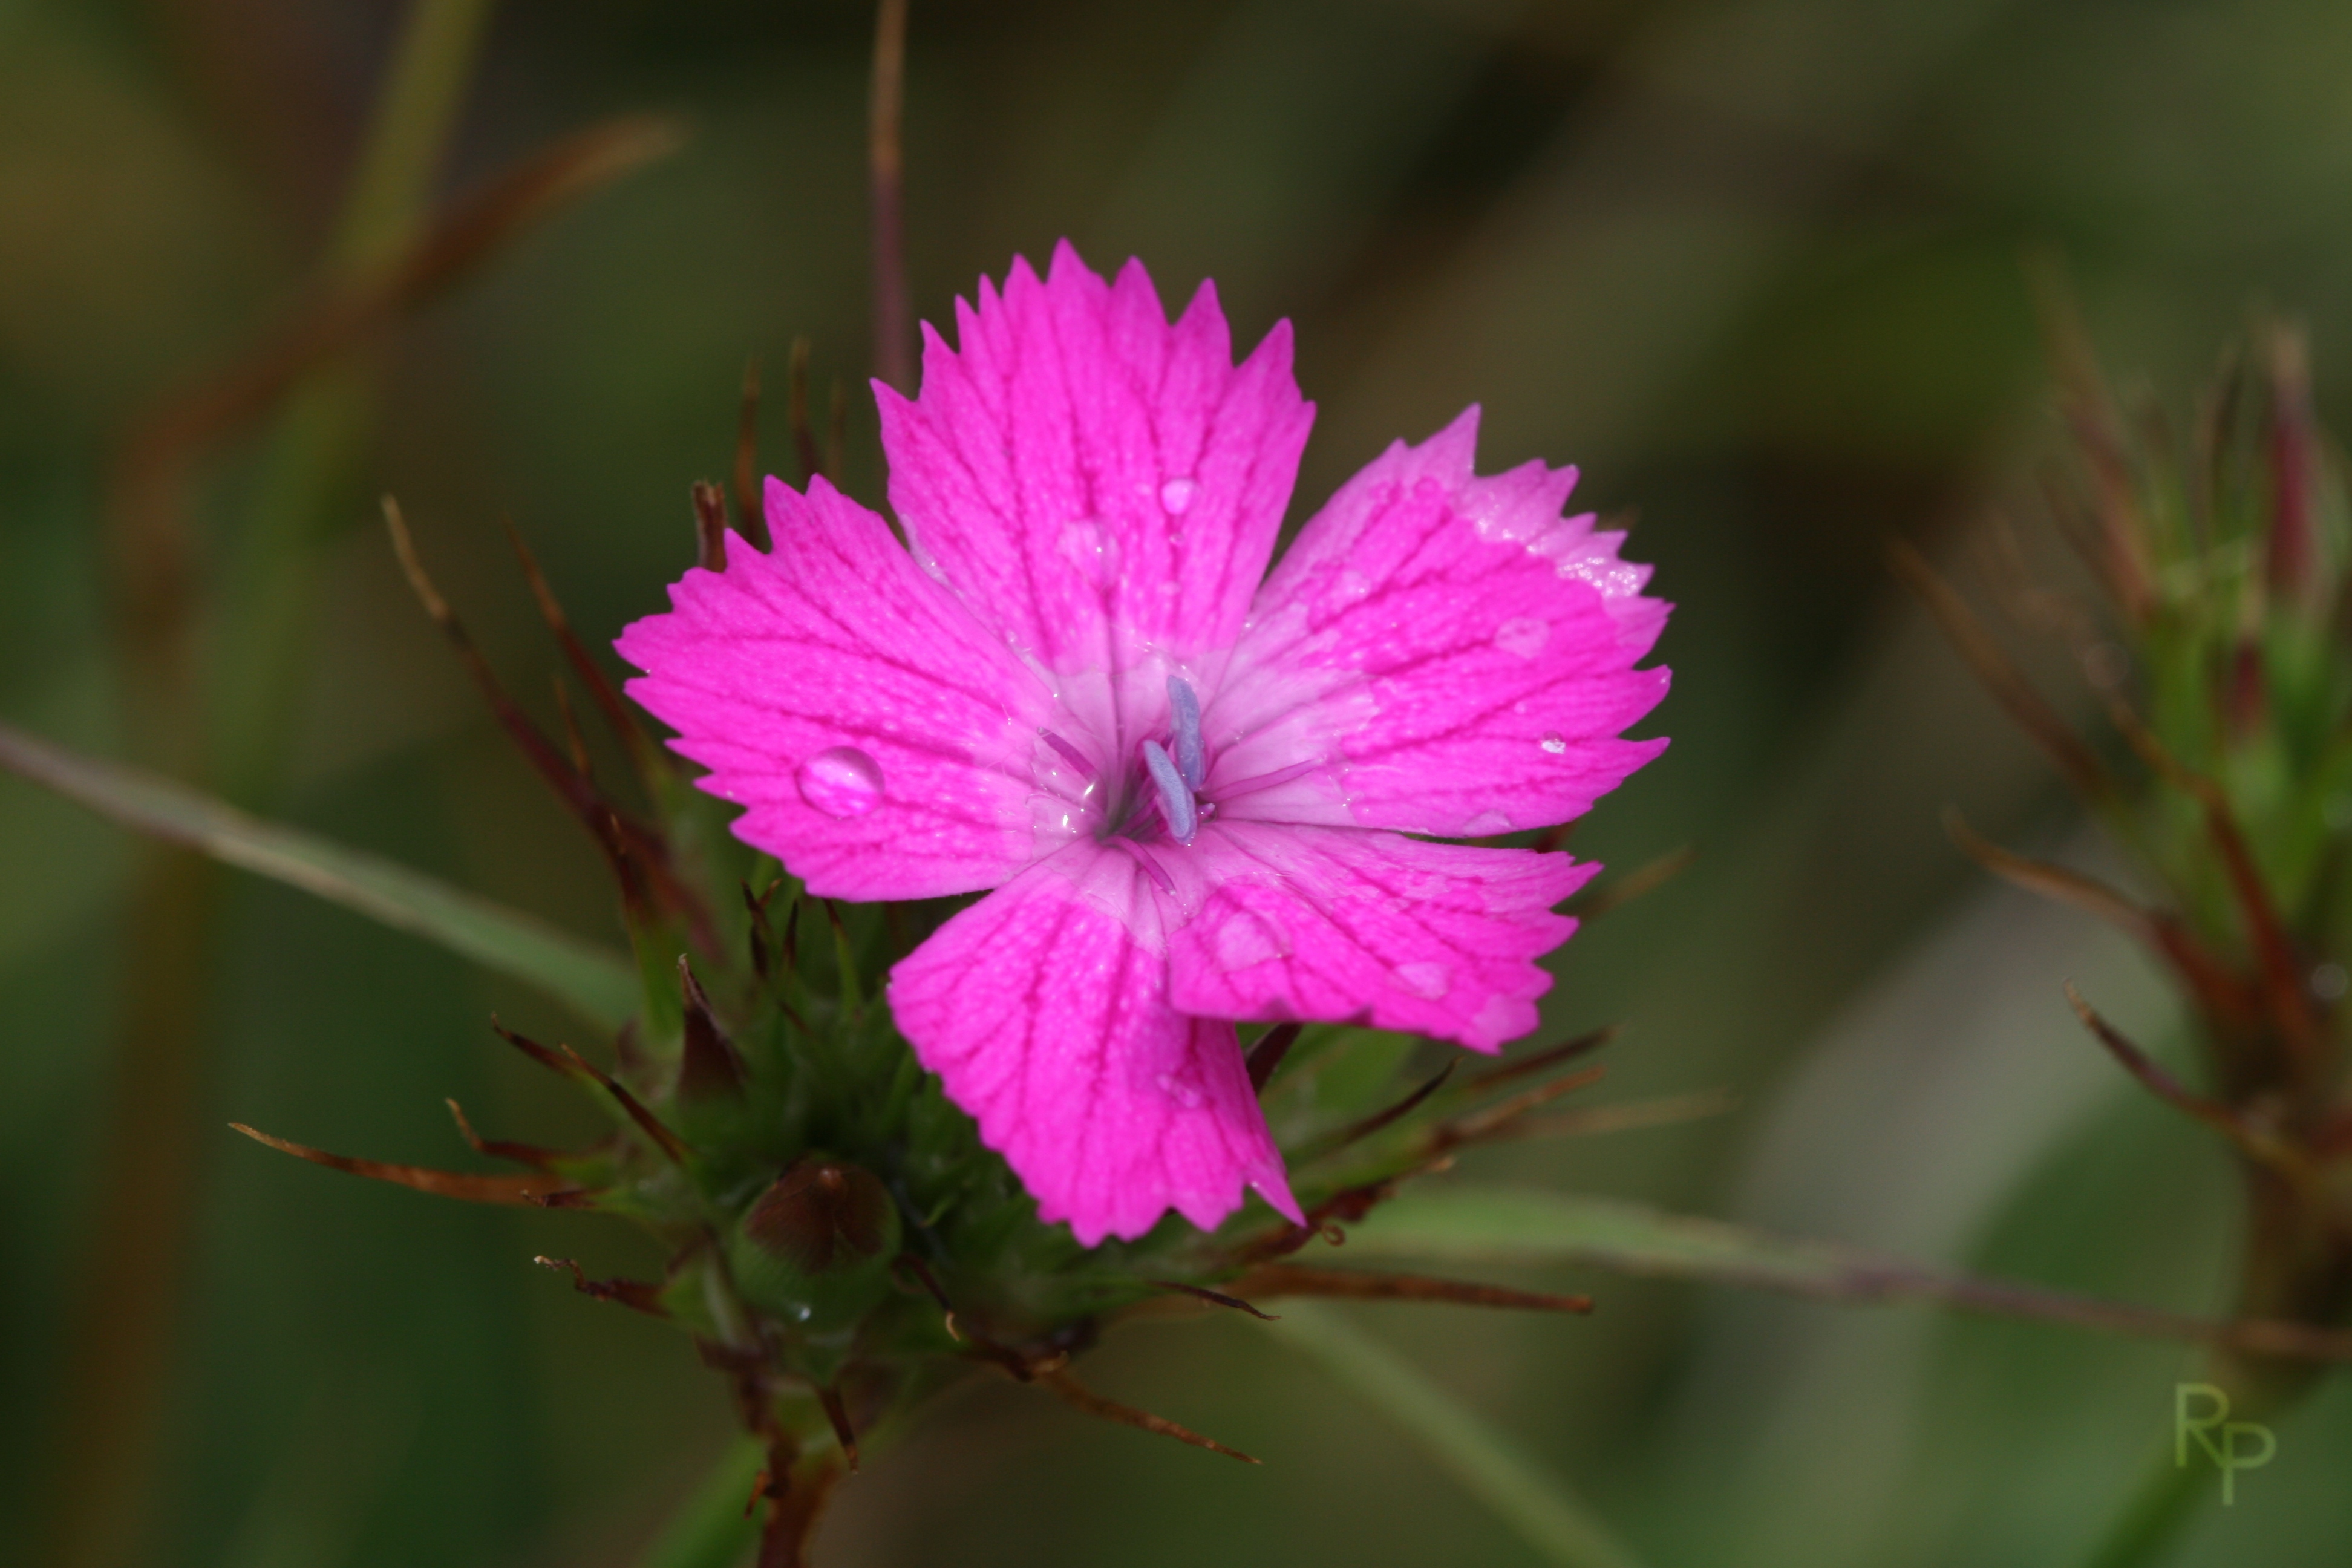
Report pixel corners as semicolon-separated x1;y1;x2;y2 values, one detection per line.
725;1157;901;1368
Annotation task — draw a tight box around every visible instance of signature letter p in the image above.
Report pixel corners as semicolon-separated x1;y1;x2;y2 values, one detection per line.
2175;1383;2276;1504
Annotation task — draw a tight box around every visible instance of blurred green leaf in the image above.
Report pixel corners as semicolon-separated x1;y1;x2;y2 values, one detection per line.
1347;1184;2352;1361
0;719;638;1028
633;1436;763;1568
1267;1300;1647;1568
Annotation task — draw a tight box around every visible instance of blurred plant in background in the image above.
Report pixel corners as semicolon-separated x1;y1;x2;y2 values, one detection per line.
10;1;2352;1567
1909;304;2352;1562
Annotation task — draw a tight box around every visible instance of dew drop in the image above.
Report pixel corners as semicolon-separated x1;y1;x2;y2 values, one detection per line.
1494;616;1550;659
1155;1071;1205;1109
796;746;883;818
1538;732;1567;755
1396;961;1452;999
1057;518;1122;587
1462;809;1511;836
1337;569;1371;601
1160;477;1197;514
1214;910;1290;970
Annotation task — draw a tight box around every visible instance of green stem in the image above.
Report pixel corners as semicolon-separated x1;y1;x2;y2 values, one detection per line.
45;7;500;1567
635;1436;766;1568
212;0;498;803
333;0;499;275
1267;1300;1649;1568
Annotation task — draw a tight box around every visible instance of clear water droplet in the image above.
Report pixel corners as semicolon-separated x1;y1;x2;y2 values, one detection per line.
1495;616;1550;659
1214;910;1289;970
1396;961;1451;999
1337;569;1371;601
1154;1071;1205;1109
1057;517;1122;587
1462;809;1511;835
1160;477;1197;514
796;746;883;818
1539;732;1567;754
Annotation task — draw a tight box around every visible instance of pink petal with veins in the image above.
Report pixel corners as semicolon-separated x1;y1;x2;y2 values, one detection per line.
617;475;1054;900
1215;407;1668;838
1166;823;1594;1051
887;844;1300;1244
877;241;1314;674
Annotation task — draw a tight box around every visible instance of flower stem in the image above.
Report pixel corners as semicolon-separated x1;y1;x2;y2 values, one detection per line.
1267;1300;1649;1568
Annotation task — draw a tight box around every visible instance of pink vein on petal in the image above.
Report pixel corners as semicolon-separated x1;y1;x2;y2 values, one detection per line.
617;474;1055;900
887;843;1300;1244
1215;407;1669;838
875;241;1315;676
1166;823;1595;1050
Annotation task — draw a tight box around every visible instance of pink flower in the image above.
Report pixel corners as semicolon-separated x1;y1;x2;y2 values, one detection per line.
618;244;1668;1245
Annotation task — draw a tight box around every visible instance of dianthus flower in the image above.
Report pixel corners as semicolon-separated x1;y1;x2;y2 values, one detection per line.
618;244;1668;1244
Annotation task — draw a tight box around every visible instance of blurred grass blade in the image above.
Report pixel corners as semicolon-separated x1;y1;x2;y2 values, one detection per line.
1348;1184;2352;1361
115;112;686;523
1267;1301;1647;1568
634;1436;764;1568
0;720;637;1028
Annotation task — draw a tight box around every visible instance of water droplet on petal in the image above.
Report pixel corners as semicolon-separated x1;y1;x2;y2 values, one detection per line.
1463;809;1511;835
1160;477;1197;514
1539;732;1567;754
1396;961;1452;999
1337;569;1371;601
1495;616;1550;659
1057;518;1122;587
1154;1071;1205;1108
796;746;883;818
1214;909;1290;970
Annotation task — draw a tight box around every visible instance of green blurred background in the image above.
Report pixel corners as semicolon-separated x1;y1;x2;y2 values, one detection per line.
5;0;2350;1563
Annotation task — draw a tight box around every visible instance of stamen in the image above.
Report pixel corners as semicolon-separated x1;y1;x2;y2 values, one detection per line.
1039;728;1097;779
1141;740;1197;845
1166;676;1205;791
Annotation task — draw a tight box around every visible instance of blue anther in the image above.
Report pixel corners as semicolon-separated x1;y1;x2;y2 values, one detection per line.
1167;675;1206;792
1141;739;1198;845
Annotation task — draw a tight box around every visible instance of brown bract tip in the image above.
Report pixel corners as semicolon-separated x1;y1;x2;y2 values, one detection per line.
229;1122;581;1206
677;955;749;1100
534;1255;668;1316
1036;1367;1258;1464
691;480;729;572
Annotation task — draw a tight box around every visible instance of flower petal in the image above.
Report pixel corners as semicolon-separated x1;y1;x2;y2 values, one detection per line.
616;476;1056;900
887;844;1300;1244
877;241;1314;679
1166;823;1593;1051
1214;407;1669;838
